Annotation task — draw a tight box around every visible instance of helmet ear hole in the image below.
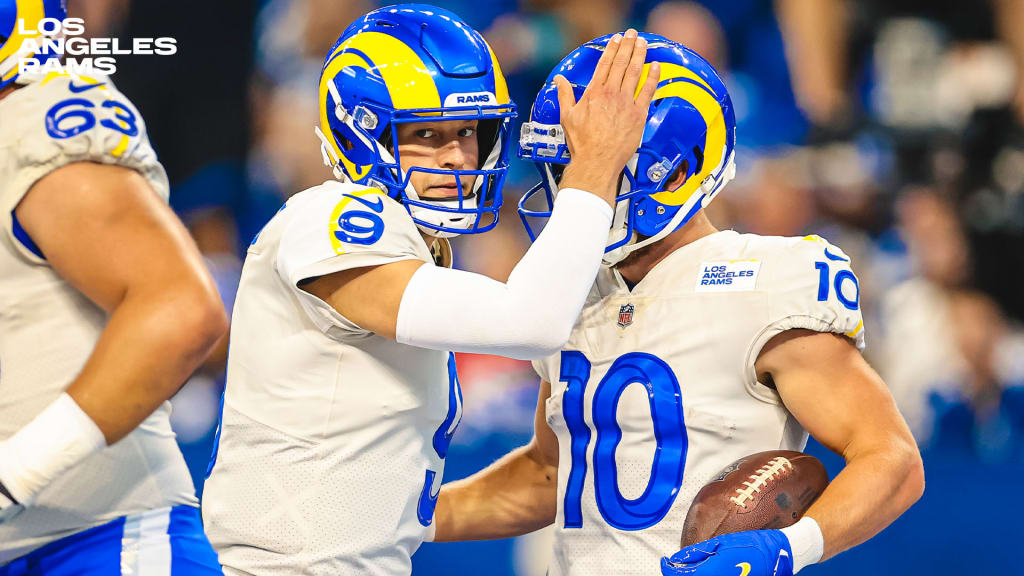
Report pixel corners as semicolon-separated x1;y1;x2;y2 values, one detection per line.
666;160;689;192
692;146;704;173
334;132;355;151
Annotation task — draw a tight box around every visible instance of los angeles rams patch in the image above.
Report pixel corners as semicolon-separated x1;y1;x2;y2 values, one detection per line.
695;260;761;292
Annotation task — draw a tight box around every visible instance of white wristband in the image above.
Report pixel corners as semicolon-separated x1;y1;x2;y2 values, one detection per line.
780;516;824;573
0;393;106;505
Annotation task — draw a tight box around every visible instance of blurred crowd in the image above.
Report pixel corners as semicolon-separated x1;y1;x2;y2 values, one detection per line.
68;0;1024;573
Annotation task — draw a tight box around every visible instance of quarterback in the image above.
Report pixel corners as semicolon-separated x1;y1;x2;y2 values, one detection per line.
0;1;227;574
431;34;925;576
201;5;659;575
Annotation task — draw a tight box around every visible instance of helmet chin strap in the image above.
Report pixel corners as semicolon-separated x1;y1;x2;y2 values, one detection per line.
603;155;641;266
540;155;635;266
315;126;349;182
602;149;736;267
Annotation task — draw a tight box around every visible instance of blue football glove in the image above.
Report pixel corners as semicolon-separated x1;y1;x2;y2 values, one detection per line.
661;530;794;576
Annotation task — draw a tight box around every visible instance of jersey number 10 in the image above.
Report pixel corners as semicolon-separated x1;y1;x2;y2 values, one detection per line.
560;351;687;531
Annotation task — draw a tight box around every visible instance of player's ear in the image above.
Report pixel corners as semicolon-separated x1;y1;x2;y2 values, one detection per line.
665;160;689;192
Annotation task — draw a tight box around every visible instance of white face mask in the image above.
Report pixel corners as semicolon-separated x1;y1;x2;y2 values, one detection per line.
399;127;501;238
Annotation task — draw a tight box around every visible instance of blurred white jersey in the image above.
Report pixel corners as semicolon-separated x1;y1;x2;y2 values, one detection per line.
202;181;462;576
532;230;865;576
0;73;195;563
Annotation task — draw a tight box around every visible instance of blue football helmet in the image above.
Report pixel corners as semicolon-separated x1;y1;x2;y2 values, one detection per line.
518;33;736;265
317;4;517;238
0;0;66;90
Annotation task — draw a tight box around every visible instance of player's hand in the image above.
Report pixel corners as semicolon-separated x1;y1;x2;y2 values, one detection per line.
557;28;660;208
660;530;794;576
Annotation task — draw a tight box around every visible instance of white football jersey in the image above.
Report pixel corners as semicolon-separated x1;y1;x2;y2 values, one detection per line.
0;73;195;563
202;180;463;576
532;230;865;576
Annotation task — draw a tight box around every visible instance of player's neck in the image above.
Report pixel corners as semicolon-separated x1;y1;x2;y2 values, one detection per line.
419;230;437;250
616;211;719;285
418;230;454;268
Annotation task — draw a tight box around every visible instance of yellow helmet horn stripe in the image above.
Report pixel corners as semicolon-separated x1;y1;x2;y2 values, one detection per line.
0;0;46;81
318;31;445;181
633;61;716;99
646;79;727;206
319;49;375;181
328;31;441;111
486;42;510;105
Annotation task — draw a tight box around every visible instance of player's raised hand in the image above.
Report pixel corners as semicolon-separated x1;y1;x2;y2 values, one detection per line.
660;530;794;576
557;29;661;208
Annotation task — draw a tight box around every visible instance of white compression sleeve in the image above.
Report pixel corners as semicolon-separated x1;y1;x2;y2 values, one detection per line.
396;188;612;360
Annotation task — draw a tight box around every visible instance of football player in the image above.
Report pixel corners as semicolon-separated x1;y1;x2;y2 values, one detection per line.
200;6;659;575
429;34;924;576
0;1;227;574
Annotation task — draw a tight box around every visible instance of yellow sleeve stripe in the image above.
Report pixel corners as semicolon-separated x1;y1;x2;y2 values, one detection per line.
110;135;130;158
328;188;388;255
844;320;864;339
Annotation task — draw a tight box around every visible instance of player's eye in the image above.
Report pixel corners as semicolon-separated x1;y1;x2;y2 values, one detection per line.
458;127;476;138
415;129;435;139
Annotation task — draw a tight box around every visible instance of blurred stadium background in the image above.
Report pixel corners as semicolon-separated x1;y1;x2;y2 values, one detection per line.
72;0;1024;573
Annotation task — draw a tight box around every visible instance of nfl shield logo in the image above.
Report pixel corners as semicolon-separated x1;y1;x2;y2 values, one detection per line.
617;303;635;328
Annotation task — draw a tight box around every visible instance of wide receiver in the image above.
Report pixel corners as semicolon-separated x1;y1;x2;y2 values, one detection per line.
431;34;924;576
200;6;659;575
0;1;227;573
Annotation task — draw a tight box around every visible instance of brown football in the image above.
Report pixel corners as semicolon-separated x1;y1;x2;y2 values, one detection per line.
680;450;828;547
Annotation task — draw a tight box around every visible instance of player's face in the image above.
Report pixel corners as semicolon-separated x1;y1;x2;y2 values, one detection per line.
395;119;479;200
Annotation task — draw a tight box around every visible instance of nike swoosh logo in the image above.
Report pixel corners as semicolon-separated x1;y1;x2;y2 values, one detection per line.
823;247;849;262
68;81;103;93
736;562;751;576
343;193;384;214
417;469;440;526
